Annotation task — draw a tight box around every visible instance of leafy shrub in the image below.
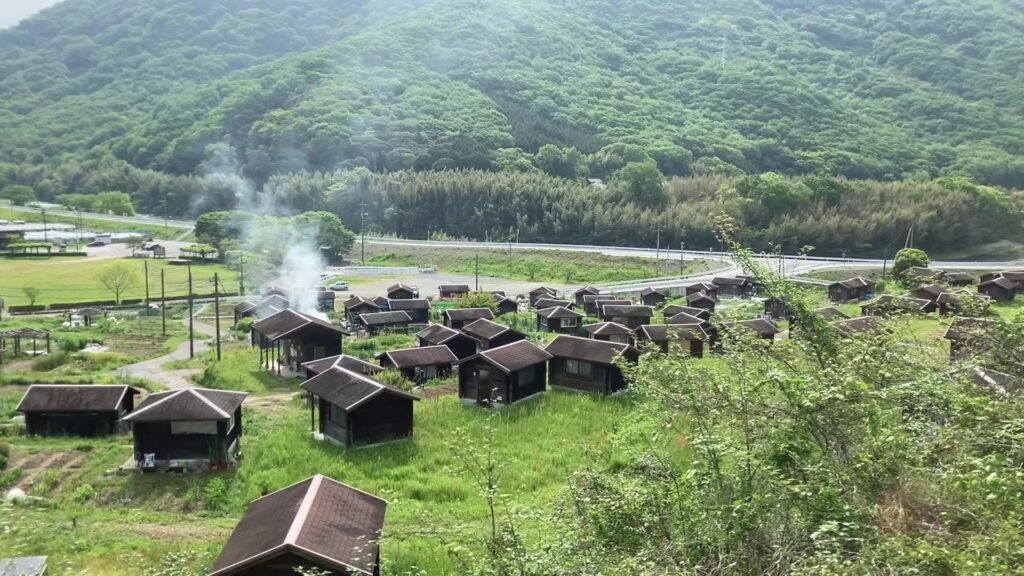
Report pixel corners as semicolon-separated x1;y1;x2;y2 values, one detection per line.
377;369;412;391
59;336;89;352
0;440;9;458
31;352;68;372
0;467;21;488
0;453;7;471
72;483;94;503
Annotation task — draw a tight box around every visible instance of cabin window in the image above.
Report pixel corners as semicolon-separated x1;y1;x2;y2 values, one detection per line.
422;365;438;379
566;359;592;378
329;404;347;428
170;421;217;435
313;346;326;360
609;334;628;344
560;317;577;328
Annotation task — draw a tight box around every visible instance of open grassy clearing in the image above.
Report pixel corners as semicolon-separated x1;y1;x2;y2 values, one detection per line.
363;243;721;284
0;389;642;575
0;256;238;306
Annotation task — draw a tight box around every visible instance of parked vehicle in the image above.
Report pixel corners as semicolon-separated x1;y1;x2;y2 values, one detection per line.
330;281;349;291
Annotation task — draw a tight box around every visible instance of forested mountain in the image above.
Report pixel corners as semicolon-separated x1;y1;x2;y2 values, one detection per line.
1;0;1023;254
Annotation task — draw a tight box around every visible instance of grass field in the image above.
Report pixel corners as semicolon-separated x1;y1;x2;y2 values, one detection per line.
0;257;238;306
0;390;640;575
9;205;187;240
363;243;721;284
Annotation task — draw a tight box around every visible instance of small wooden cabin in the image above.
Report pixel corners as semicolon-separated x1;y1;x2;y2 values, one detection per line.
666;311;706;326
814;306;851;321
582;294;616;315
233;302;259;325
251;309;344;374
462;318;527;351
439;284;471;299
301;354;383;379
493;296;519;315
301;366;418;447
387;283;418;300
584;322;635;346
528;286;557;306
573;285;601;306
712;277;753;298
942;317;996;362
685;282;719;301
415;324;477;360
598;304;654;330
208;475;385;576
387;299;431;324
123;388;247;470
17;385;139;437
343;296;380;323
637;324;707;357
377;345;458;380
945;272;974;286
544;335;639;395
861;295;935;316
828;277;874;302
443;307;494;330
663;304;712;322
536;306;584;334
370;295;390;308
534;297;574;311
764;296;788;320
458;340;551;405
686;292;716;313
978;276;1017;302
833;316;885;337
358;311;413;334
639;287;667;307
722;318;782;341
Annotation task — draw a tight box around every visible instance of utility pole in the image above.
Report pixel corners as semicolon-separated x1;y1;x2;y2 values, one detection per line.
214;273;222;361
160;269;166;336
238;252;245;296
475;253;480;292
143;260;150;310
360;201;367;265
187;264;194;358
508;235;513;278
654;227;662;277
41;207;48;242
679;241;685;276
163;192;168;236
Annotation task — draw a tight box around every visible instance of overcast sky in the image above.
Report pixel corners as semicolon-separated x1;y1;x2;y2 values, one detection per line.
0;0;64;29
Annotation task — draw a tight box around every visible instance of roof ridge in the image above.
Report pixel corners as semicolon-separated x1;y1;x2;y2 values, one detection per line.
285;474;323;546
123;388;185;420
186;388;231;419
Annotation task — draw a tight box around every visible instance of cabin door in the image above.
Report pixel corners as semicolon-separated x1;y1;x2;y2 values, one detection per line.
477;367;492;403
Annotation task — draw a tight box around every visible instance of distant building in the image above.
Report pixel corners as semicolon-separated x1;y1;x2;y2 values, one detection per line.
439;284;471;299
528;286;558;306
17;385;139;437
458;340;551;405
711;277;753;298
377;346;457;380
828;277;874;302
416;324;478;360
637;324;707;357
251;309;345;374
442;307;494;330
598;305;654;330
638;287;667;307
573;285;601;307
357;311;414;334
584;322;635;346
461;318;527;351
386;283;418;300
978;276;1017;302
387;299;431;324
536;306;584;334
301;366;418;447
544;335;638;395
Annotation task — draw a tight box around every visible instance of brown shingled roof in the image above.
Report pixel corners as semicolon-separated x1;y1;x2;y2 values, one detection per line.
443;308;494;322
301;355;384;376
537;306;584;319
460;340;552;374
534;298;573;310
544;335;638;365
16;385;139;413
415;324;463;344
600;305;654;318
640;324;708;342
666;312;705;325
574;285;601;296
663;304;710;319
252;309;344;340
301;367;417;411
462;318;515;340
814;306;851;320
123;388;247;422
584;322;634;337
723;318;782;336
358;311;413;326
209;475;386;576
942;317;997;341
388;299;430;311
377;346;458;368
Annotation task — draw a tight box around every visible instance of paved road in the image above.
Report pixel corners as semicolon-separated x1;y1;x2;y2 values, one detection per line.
117;305;216;390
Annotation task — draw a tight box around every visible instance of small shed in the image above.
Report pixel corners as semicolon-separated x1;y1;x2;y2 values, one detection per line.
861;295;935;316
415;324;477;360
584;322;635;346
978;276;1017;302
387;283;418;300
945;272;974;286
904;267;946;283
529;286;558;306
711;277;753;298
386;298;430;324
685;282;719;301
595;300;633;316
828;277;874;302
833;316;885;337
666;312;706;326
536;306;584;334
443;307;494;330
343;296;381;323
123;388;247;470
686;292;716;313
639;287;667;307
370;295;390;307
663;304;711;322
301;366;418;447
233;301;259;325
582;294;616;315
251;309;345;374
599;304;654;330
458;340;551;405
462;318;527;350
534;297;573;311
439;284;471;299
722;318;782;341
208;475;385;576
316;291;335;313
763;296;788;320
0;557;47;576
544;335;639;395
17;385;139;437
637;324;707;357
573;285;601;306
358;311;413;334
377;345;458;380
301;354;383;379
493;296;519;315
943;317;996;362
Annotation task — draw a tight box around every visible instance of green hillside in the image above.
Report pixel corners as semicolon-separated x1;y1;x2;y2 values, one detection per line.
2;0;1023;187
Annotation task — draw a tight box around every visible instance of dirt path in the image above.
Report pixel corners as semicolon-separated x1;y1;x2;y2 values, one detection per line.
8;450;88;492
116;305;218;390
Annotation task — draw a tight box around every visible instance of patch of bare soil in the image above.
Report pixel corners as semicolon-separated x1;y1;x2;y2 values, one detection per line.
420;383;457;399
243;393;298;416
133;521;231;541
8;449;87;492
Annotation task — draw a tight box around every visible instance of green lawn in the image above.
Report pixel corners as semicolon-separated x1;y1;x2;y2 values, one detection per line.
0;390;638;575
363;243;722;283
0;257;238;306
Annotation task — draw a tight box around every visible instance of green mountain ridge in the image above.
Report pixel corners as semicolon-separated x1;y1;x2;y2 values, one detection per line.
2;0;1023;187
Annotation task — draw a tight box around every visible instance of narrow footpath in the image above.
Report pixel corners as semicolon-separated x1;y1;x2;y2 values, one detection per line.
117;305;216;390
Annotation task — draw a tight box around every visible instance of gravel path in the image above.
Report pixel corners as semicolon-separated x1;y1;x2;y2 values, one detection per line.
116;305;216;390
